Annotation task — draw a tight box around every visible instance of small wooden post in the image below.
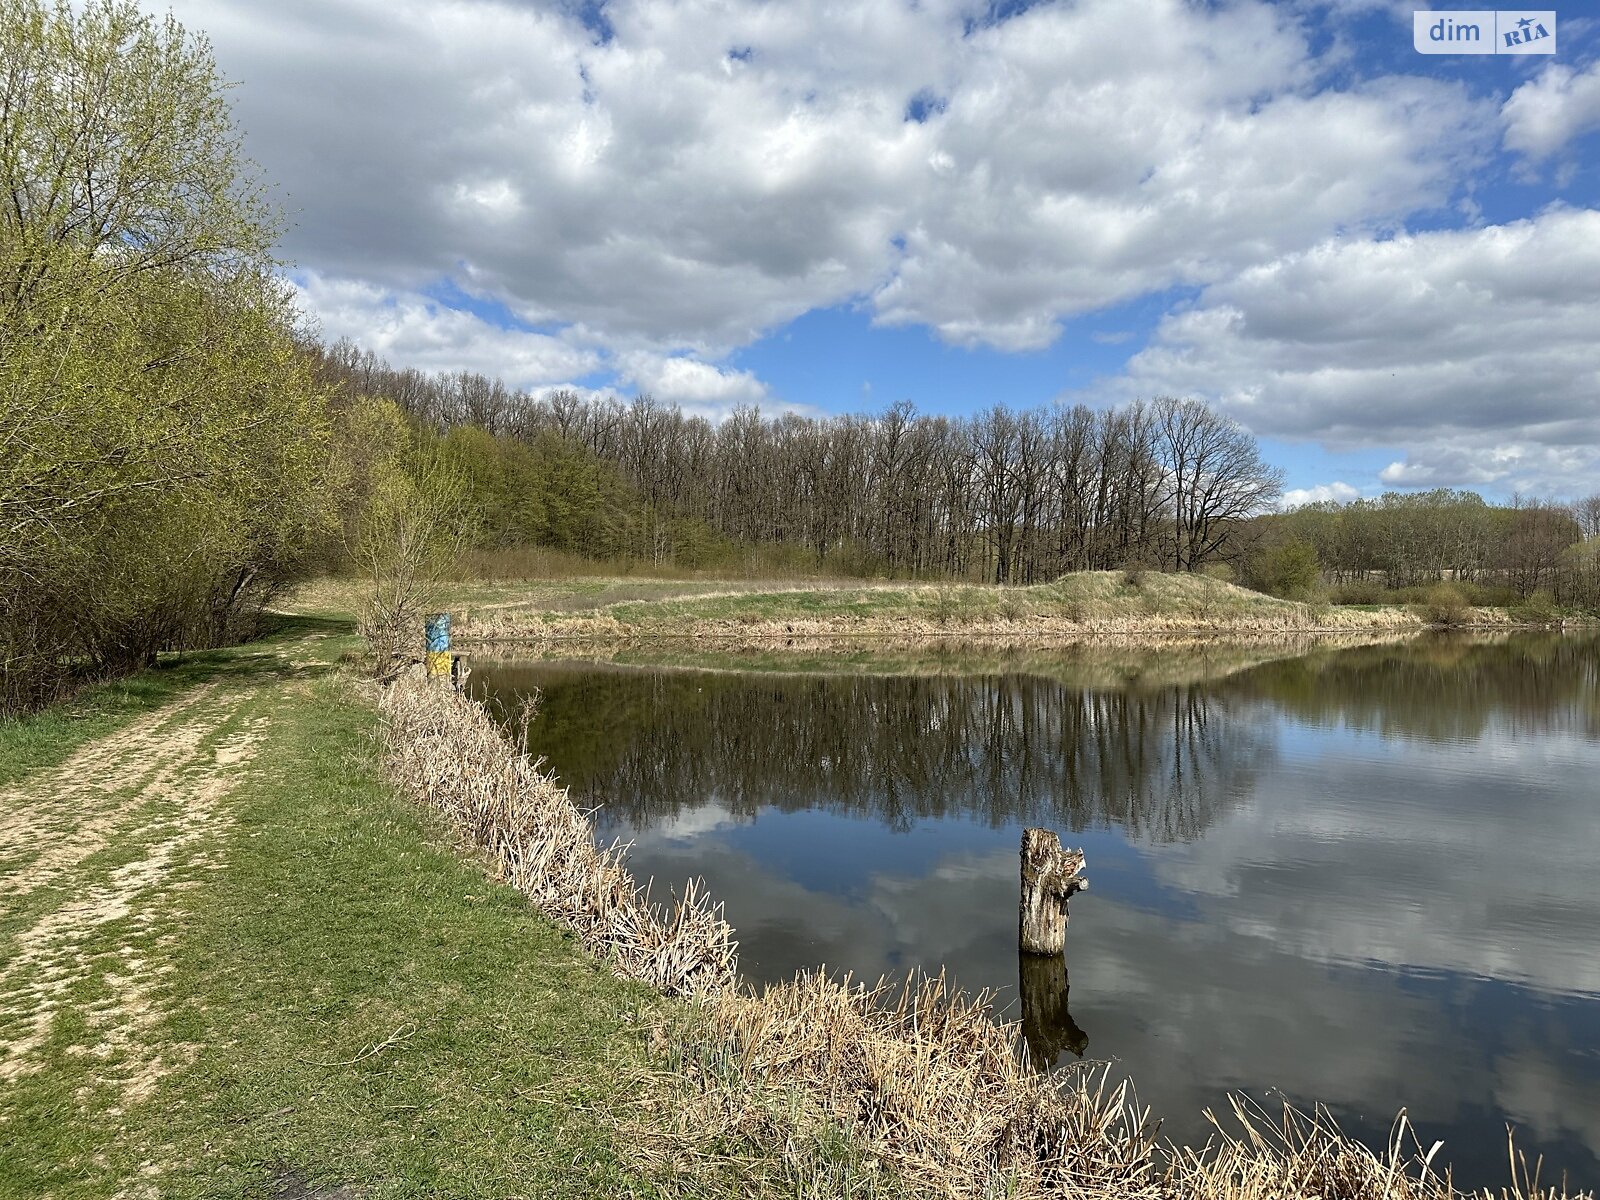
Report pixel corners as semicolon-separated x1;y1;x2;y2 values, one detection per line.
424;612;452;684
1019;828;1086;955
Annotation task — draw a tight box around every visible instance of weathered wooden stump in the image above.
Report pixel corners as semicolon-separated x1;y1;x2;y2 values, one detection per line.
1019;828;1086;955
1019;952;1088;1068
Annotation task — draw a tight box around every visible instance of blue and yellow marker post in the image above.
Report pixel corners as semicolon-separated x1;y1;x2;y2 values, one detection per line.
425;612;452;681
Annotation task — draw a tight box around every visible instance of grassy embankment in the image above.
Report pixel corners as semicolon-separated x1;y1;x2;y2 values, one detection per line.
0;617;666;1199
301;570;1454;646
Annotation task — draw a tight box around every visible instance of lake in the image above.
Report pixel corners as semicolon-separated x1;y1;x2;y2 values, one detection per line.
472;632;1600;1189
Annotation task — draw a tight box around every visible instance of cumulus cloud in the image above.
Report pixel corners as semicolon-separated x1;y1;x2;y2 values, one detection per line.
616;352;784;419
1503;60;1600;161
294;273;602;386
145;0;1600;483
1116;208;1600;493
1281;481;1361;508
164;0;1490;359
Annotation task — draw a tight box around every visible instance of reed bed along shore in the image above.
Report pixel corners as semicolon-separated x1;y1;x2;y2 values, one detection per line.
377;677;1591;1200
380;679;735;995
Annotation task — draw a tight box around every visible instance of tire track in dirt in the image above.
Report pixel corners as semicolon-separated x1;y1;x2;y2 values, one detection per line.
0;687;270;1101
0;682;225;876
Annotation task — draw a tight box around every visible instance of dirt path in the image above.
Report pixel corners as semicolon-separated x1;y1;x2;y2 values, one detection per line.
0;680;269;1103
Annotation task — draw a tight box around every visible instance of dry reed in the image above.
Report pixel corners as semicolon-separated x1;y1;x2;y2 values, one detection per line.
642;969;1164;1200
652;972;1593;1200
379;679;736;995
1175;1095;1591;1200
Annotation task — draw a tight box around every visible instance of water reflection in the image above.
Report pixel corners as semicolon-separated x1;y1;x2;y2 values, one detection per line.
1020;953;1088;1066
472;632;1600;1190
491;665;1276;842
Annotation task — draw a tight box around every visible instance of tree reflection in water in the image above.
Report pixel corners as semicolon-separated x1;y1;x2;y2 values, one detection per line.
493;665;1274;843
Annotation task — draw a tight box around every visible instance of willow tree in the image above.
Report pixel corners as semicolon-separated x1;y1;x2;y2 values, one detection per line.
1;0;331;707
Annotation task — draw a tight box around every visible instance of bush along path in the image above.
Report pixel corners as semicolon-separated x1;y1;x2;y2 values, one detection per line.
0;618;661;1200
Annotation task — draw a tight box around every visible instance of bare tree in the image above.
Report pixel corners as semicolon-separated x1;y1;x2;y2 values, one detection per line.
1156;397;1285;570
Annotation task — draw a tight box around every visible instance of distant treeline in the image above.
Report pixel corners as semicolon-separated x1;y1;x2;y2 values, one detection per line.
317;342;1600;607
317;341;1285;582
1254;490;1600;606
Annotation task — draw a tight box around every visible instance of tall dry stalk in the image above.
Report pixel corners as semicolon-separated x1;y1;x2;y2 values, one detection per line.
643;970;1164;1200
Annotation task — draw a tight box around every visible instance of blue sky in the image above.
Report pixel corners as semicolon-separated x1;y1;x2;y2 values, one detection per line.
158;0;1600;503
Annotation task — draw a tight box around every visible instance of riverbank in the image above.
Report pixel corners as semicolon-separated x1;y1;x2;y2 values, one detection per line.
0;619;665;1199
301;570;1452;644
460;629;1422;691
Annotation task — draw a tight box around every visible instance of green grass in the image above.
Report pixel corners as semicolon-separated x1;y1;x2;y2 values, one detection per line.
0;615;350;787
0;618;666;1199
396;570;1419;640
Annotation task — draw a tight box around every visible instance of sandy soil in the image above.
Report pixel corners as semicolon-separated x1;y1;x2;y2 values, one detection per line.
0;686;267;1104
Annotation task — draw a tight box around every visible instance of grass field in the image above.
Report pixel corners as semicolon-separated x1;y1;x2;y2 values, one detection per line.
0;617;664;1199
295;570;1434;645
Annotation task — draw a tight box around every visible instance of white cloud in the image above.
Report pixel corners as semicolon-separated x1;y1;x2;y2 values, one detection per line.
1281;481;1361;508
1115;208;1600;493
163;0;1491;357
1502;60;1600;161
145;0;1599;487
616;352;778;419
293;273;602;387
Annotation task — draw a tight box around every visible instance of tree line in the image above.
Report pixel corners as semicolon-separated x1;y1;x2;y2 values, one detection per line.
1;0;340;712
1252;489;1600;607
315;341;1285;583
319;341;1600;608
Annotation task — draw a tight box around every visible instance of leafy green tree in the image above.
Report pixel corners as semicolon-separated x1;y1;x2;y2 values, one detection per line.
350;445;475;681
1;0;331;708
1250;540;1321;600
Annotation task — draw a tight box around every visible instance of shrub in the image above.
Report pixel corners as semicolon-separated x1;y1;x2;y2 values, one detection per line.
1249;540;1320;599
1514;590;1559;625
1417;582;1470;627
1330;579;1386;606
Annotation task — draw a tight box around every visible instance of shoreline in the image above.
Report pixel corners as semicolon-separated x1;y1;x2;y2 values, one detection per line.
377;660;1595;1200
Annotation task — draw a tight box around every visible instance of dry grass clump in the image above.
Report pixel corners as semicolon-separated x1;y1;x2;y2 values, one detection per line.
639;969;1164;1200
642;972;1594;1200
379;679;735;995
1177;1097;1590;1200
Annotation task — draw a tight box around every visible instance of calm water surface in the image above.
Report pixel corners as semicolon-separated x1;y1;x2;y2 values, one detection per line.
473;633;1600;1188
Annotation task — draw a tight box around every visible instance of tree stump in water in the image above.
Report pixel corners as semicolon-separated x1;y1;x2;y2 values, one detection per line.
1019;828;1086;955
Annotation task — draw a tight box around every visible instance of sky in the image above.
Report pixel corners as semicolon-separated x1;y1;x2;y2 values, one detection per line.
152;0;1600;504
